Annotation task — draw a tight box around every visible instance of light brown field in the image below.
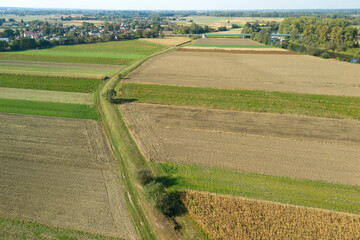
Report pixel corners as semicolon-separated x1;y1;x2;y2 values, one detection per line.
0;113;138;239
179;47;291;53
182;191;360;240
139;37;191;46
127;51;360;97
0;87;94;105
194;38;261;45
120;103;360;186
175;16;284;28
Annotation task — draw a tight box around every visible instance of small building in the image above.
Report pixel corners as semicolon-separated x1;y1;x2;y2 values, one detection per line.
0;38;10;42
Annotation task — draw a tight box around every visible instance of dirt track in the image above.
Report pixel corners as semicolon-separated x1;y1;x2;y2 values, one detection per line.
120;103;360;186
0;113;138;239
127;51;360;97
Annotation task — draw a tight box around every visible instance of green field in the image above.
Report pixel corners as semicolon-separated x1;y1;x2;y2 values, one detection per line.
119;83;360;120
0;59;120;77
0;74;102;93
190;44;274;48
0;99;98;119
0;40;167;65
0;217;120;240
157;162;360;215
0;53;134;66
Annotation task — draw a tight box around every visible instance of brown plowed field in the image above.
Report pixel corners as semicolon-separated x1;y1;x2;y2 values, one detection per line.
194;38;262;45
0;113;138;239
127;51;360;97
120;103;360;186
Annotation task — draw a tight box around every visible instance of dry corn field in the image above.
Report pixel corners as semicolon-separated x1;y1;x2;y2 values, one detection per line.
182;191;360;240
127;51;360;97
120;103;360;186
0;113;138;239
139;37;191;46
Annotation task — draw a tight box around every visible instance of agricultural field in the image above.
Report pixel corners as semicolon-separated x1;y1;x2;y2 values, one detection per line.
185;38;282;51
182;191;360;239
158;162;360;214
0;98;98;119
0;40;166;65
119;83;360;120
127;51;360;97
0;113;138;239
172;16;284;28
0;74;103;93
0;60;120;78
120;103;360;186
0;87;93;105
138;37;191;46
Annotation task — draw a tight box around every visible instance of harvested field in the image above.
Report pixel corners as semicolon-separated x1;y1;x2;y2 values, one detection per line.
139;37;191;46
179;47;293;54
0;87;93;105
120;103;360;186
194;38;261;45
182;191;360;240
0;113;137;239
128;51;360;97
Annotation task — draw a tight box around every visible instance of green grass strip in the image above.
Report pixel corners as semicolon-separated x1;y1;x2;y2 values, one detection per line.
120;83;360;120
0;217;121;240
190;44;274;48
0;53;135;65
0;99;98;120
0;74;102;93
157;162;360;215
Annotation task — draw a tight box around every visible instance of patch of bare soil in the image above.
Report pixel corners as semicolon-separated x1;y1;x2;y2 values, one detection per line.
120;103;360;186
127;51;360;97
0;113;138;239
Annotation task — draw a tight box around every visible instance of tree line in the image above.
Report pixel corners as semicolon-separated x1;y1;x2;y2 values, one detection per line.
279;17;359;52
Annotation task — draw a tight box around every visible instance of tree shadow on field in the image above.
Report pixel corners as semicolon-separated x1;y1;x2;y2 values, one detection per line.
155;176;188;220
112;98;137;104
156;176;179;188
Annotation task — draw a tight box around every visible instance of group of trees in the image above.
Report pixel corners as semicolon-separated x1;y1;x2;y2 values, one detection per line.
279;17;359;51
172;23;214;34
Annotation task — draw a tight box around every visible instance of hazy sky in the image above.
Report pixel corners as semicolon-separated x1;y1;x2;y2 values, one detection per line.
1;0;360;10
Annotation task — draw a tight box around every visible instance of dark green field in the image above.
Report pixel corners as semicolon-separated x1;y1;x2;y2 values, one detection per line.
0;40;167;65
157;162;360;215
0;74;102;93
0;53;134;65
0;218;120;240
119;83;360;120
0;99;98;119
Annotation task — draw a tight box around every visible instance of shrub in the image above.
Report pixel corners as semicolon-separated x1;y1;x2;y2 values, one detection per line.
105;89;117;103
321;52;330;59
136;169;155;185
144;182;178;217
